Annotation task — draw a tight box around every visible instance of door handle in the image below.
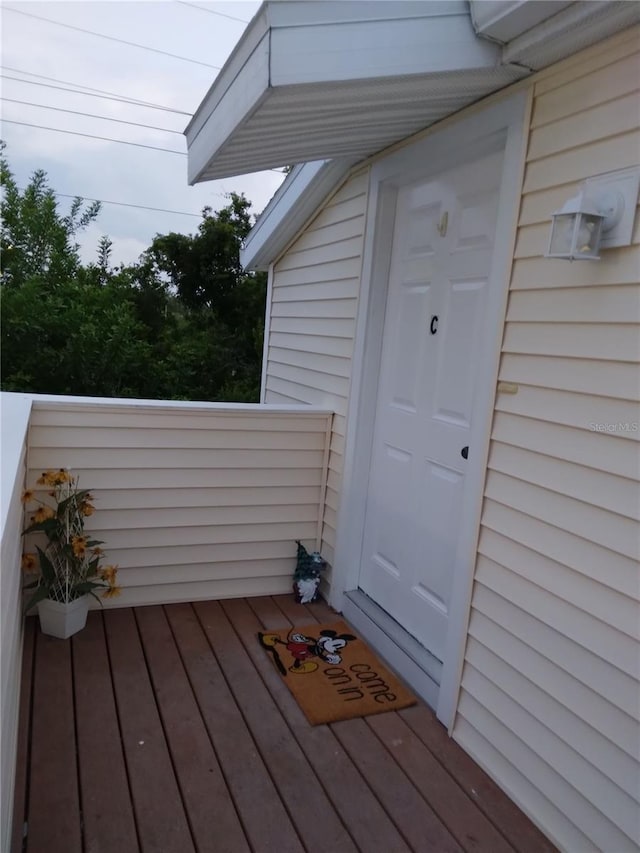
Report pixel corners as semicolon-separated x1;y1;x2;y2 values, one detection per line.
461;446;469;460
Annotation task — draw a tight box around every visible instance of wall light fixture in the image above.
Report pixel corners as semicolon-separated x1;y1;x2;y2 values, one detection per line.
546;167;640;261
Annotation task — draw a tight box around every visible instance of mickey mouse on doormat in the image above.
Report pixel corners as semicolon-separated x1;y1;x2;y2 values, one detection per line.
259;627;357;675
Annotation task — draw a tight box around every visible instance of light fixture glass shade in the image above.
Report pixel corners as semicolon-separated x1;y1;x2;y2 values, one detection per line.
546;192;604;260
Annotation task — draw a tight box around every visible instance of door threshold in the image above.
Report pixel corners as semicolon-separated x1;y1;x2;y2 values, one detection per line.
342;590;442;711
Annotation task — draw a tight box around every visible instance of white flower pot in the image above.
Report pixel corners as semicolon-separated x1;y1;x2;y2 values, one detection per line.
37;596;89;639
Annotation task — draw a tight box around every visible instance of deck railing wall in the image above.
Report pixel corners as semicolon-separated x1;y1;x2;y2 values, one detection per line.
1;393;32;852
22;395;333;609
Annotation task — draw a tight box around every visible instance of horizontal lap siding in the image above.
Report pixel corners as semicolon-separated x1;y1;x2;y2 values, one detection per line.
453;30;640;853
26;404;331;607
264;169;369;588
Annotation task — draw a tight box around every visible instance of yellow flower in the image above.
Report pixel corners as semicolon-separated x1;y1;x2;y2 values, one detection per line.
21;489;35;504
71;535;88;558
37;470;59;486
80;502;95;517
99;565;118;585
33;505;55;523
102;585;122;599
21;553;37;572
91;546;105;557
53;469;70;485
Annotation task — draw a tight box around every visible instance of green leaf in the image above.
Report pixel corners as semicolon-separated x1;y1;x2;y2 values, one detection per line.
23;584;49;614
23;518;60;538
74;580;105;594
22;520;47;535
57;490;90;515
35;545;56;586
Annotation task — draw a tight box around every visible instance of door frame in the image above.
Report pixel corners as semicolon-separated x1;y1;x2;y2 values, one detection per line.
330;90;531;728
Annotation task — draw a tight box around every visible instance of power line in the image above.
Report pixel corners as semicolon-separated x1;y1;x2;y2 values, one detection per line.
18;188;204;218
2;119;187;155
175;2;249;23
1;66;192;115
1;97;183;135
3;6;222;70
1;75;192;116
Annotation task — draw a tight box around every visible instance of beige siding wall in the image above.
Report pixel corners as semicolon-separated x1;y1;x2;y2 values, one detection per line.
264;168;369;585
26;401;332;607
453;29;640;853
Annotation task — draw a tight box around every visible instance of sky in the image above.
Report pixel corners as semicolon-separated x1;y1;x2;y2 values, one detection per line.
0;0;285;266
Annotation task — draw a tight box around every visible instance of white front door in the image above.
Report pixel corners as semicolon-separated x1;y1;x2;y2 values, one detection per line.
359;149;503;665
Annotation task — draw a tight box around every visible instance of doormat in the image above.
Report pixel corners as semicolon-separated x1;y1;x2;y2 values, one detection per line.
258;620;417;725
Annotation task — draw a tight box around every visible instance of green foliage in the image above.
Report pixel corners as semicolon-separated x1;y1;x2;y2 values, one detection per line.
1;141;100;289
0;148;267;402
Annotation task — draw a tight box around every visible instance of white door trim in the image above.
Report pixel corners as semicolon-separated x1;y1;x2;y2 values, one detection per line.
330;89;531;729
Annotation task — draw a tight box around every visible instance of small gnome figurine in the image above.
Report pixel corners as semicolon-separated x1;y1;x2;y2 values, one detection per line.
293;540;326;604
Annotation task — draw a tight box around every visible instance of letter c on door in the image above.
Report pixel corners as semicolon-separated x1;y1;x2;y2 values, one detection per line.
430;315;438;335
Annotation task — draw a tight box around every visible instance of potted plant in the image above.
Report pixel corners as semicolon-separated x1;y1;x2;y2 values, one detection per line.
21;468;120;639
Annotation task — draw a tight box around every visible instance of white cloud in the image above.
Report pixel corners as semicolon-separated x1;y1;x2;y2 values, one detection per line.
77;222;149;267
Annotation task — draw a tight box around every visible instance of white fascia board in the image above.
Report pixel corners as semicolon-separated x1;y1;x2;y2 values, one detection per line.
502;0;640;68
241;159;356;270
269;14;501;85
267;1;468;27
185;3;268;141
185;8;271;185
469;1;573;44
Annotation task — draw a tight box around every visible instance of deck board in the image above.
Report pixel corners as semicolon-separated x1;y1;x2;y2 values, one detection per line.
164;601;304;853
367;711;513;853
73;611;138;853
225;597;413;853
135;605;250;853
398;705;557;853
27;630;81;853
104;607;195;853
10;619;35;853
196;599;357;853
332;717;464;853
14;596;555;853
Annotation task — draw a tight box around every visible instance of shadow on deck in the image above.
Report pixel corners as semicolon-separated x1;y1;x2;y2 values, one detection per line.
12;594;555;853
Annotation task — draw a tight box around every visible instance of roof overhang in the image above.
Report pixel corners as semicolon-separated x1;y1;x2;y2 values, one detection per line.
240;159;356;270
470;0;640;68
186;1;528;184
189;0;640;270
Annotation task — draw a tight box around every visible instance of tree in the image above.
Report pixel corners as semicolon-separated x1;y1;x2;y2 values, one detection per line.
0;142;100;289
1;151;268;402
0;147;156;395
139;193;267;401
141;192;253;312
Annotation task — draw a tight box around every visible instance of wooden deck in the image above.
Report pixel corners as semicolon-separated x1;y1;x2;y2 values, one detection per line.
12;595;556;853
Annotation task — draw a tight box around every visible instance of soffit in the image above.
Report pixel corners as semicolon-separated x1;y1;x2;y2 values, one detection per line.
185;1;525;183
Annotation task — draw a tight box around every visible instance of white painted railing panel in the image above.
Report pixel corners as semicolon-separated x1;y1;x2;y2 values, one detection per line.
22;396;332;609
0;393;31;852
